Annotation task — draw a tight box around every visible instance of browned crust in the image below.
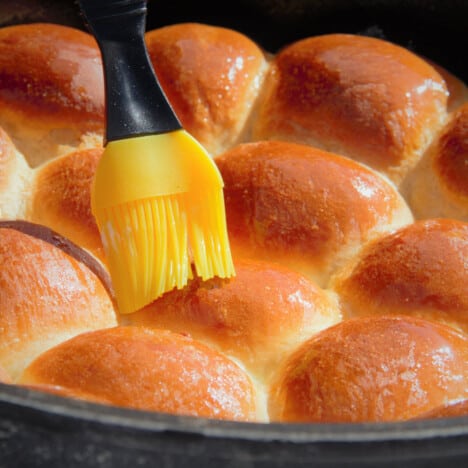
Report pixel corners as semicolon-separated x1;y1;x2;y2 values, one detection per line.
0;219;113;300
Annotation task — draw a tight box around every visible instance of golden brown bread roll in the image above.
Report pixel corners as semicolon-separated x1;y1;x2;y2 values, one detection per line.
401;103;468;221
330;218;468;334
216;140;413;287
268;315;468;423
145;22;269;156
251;34;449;185
28;147;105;262
21;383;113;406
0;125;32;219
0;221;117;380
412;399;468;420
19;326;262;422
0;23;104;167
125;258;341;382
0;364;12;383
429;62;468;112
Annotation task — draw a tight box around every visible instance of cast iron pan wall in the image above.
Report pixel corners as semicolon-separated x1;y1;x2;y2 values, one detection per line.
1;384;468;467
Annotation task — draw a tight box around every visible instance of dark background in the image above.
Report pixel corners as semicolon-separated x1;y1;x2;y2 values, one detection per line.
2;0;467;81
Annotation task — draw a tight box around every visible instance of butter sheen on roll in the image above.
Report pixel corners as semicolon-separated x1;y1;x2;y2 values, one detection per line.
0;223;117;380
0;125;32;219
251;34;449;185
330;218;468;334
0;23;104;167
268;315;468;423
145;22;269;156
0;364;11;383
216;140;413;287
21;382;114;406
402;103;468;221
28;147;105;262
413;399;468;420
19;326;263;422
125;258;341;383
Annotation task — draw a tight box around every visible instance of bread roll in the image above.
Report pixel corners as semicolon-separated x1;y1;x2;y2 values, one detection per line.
28;148;105;262
412;399;468;420
0;221;117;380
251;34;449;185
0;23;104;167
0;364;12;383
330;218;468;334
21;383;113;406
429;62;468;112
125;258;341;382
216;140;413;287
401;103;468;221
0;125;32;219
268;315;468;423
19;326;262;422
145;22;269;156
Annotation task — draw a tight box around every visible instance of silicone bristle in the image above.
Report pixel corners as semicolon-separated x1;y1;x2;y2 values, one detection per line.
96;195;190;314
187;188;235;280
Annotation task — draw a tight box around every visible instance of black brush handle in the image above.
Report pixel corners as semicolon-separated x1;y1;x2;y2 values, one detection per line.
77;0;181;143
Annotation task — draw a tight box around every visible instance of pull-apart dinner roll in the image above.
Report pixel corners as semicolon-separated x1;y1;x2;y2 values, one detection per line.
0;221;116;380
401;103;468;221
28;147;105;262
145;22;269;156
0;23;104;167
268;315;468;423
0;364;11;383
216;140;413;287
125;258;341;383
330;218;468;334
412;399;468;420
0;125;32;219
21;382;113;406
251;34;449;185
430;64;468;112
19;326;262;422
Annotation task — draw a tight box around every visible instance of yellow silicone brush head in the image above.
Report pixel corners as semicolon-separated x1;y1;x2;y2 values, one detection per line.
92;132;234;314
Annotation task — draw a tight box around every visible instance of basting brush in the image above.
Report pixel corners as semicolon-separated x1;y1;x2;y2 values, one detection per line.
77;0;235;314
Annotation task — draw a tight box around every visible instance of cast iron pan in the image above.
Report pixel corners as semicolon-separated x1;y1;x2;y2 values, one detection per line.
0;1;467;466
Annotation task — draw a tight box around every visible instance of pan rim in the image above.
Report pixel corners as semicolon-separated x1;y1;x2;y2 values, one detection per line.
1;382;467;444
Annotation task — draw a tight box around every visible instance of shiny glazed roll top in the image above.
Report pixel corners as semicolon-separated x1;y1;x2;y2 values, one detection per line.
0;125;32;219
19;326;262;422
268;315;468;423
330;218;468;334
145;22;269;157
402;103;468;221
0;221;117;380
125;258;341;383
215;140;413;287
28;147;105;262
0;23;104;167
251;34;449;185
